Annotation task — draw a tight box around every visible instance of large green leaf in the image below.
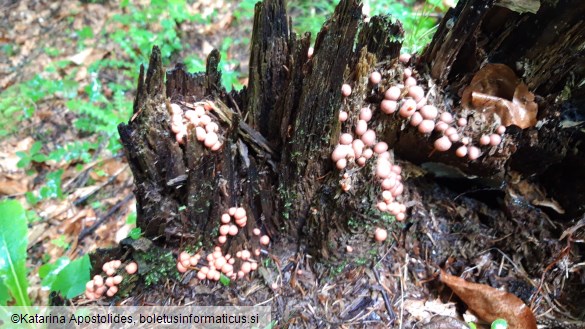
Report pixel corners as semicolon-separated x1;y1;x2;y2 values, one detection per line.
0;200;30;306
0;278;10;305
39;257;70;290
51;254;91;299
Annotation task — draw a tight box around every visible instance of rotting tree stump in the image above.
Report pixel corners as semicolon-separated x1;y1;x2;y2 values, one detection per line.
114;0;585;324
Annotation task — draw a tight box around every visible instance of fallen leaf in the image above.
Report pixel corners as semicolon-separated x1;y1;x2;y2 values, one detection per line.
462;64;537;129
68;48;94;66
440;269;536;329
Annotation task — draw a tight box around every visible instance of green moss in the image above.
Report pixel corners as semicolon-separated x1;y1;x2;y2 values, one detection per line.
134;249;179;286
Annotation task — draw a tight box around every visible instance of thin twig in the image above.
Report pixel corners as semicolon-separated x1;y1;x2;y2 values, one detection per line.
77;193;134;241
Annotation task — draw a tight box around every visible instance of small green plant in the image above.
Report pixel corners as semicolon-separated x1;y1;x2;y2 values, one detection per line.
0;200;91;305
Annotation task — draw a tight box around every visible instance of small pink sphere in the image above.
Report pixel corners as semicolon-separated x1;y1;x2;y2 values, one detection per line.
420;105;438;120
455;146;468;157
403;68;412;79
339;133;353;145
408;86;425;102
234;207;247;220
468;146;481;160
384;86;402;101
228;225;238;236
113;275;123;285
489;134;502;146
399;53;411;63
382;190;393;201
461;137;470;145
171;123;183;134
391;183;404;197
380;100;398;114
93;275;104;287
260;235;270;245
241;262;252;274
352;139;365;158
170;103;182;114
197;271;206;280
355;120;368;136
253;228;261;236
206;122;219;133
228;207;237;216
361;130;377;146
396;213;406;221
195;127;207;141
374;142;388;154
410;111;423;127
496;125;506;134
204;132;219;148
434;136;452;152
375;228;388;242
377;202;388;211
346;246;353;253
399;99;417;118
457;118;467;127
190;256;200;266
376;162;391;179
179;252;190;263
440;112;454;124
336;158;347;170
219;225;230;236
381;177;397;190
418;120;435;134
404;77;417;86
448;133;460;142
331;144;349;162
200;114;212;126
177;262;188;273
106;286;118;297
369;71;382;84
357;157;367;166
479;135;491;145
363;148;374;159
338;111;348;122
221;213;231;224
444;127;457;136
435;121;449;132
341;84;352;97
360;108;373;122
391;165;402;174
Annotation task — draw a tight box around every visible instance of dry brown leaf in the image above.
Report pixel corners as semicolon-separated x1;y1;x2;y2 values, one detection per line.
462;64;537;129
440;269;536;329
0;178;28;195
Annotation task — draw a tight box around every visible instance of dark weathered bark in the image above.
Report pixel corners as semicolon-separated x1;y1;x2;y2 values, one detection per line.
118;0;585;265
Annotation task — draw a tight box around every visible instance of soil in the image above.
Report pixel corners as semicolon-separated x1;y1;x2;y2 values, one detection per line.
1;1;583;328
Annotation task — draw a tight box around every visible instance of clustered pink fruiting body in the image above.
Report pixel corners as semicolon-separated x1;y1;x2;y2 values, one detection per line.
168;102;223;151
84;260;138;299
175;207;269;282
378;63;507;161
336;81;408;242
335;55;510;243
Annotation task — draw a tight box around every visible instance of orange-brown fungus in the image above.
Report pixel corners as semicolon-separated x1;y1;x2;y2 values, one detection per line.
462;64;537;129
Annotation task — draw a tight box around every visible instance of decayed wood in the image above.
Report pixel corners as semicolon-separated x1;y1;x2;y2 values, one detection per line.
118;0;585;260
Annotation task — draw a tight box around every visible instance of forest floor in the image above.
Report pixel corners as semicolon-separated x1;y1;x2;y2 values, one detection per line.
1;1;584;328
